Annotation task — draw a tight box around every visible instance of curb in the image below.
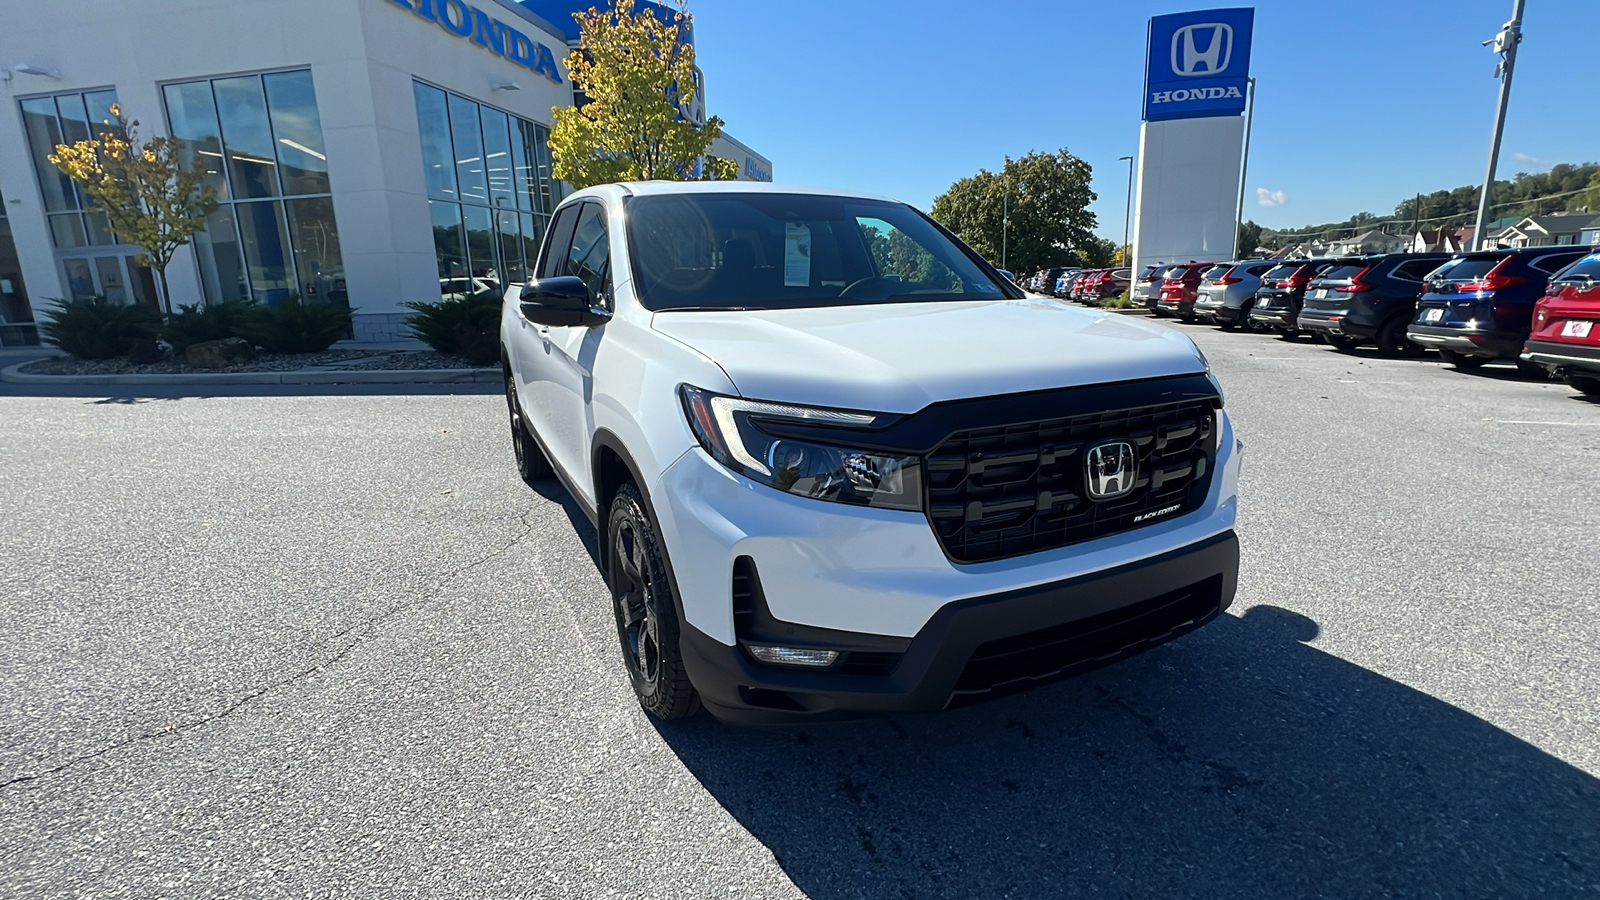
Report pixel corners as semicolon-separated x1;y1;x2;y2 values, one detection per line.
1;359;500;386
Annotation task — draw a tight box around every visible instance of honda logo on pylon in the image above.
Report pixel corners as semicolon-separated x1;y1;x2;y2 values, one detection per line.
1171;23;1233;76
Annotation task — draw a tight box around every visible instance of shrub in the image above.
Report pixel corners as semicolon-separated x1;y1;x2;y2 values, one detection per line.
163;299;259;352
244;297;354;354
38;296;162;360
405;290;502;366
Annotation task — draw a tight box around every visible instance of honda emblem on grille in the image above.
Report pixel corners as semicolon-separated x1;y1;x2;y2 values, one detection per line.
1085;441;1137;500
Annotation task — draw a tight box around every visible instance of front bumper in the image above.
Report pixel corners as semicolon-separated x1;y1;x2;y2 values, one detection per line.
680;531;1239;723
650;411;1242;722
1522;339;1600;375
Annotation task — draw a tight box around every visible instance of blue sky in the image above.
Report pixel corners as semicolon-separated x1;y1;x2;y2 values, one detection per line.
687;0;1600;241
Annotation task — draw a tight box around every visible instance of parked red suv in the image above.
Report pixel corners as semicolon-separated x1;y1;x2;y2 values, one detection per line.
1154;262;1219;321
1522;250;1600;396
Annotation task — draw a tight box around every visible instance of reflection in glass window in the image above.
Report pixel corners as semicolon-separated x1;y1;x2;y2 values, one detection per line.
21;89;124;244
21;98;74;213
193;205;249;303
414;82;457;201
214;75;281;200
264;70;330;196
414;81;558;298
166;69;343;307
49;214;88;248
463;205;496;285
449;94;488;205
481;108;515;207
430;200;467;282
286;197;345;306
163;80;230;198
235;200;293;303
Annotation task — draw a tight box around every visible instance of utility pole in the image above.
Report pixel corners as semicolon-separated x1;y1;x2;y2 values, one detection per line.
1118;155;1134;266
1233;77;1257;258
1471;0;1525;251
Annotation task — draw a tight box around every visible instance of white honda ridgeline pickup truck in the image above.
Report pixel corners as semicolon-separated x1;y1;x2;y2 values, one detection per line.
501;182;1241;724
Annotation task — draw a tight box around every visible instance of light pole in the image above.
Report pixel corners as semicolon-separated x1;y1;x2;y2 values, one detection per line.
1472;0;1525;251
1001;187;1008;271
1118;155;1134;267
1233;76;1257;258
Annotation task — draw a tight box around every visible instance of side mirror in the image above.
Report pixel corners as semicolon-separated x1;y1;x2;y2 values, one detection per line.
518;276;607;327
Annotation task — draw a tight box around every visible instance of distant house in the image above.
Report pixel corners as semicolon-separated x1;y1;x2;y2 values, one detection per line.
1410;229;1467;254
1327;230;1408;255
1488;212;1600;249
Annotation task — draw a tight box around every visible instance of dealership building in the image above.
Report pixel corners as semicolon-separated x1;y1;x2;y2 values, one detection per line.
0;0;772;345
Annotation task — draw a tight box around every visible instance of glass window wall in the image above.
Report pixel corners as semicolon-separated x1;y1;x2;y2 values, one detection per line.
20;90;123;240
163;69;345;307
413;80;556;299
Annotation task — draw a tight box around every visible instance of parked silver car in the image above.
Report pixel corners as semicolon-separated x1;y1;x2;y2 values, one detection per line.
1193;259;1286;331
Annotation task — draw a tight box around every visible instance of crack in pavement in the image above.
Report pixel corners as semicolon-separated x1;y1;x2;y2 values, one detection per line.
0;506;540;792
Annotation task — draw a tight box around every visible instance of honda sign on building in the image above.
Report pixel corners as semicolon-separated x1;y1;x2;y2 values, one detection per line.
1132;8;1256;288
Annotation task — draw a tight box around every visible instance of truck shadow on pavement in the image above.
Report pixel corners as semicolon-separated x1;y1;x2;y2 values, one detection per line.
653;605;1600;898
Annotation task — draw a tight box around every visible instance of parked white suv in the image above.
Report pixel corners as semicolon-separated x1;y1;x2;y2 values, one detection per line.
501;182;1242;724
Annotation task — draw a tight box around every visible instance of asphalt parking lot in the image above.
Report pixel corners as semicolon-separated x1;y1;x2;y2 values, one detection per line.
2;325;1598;898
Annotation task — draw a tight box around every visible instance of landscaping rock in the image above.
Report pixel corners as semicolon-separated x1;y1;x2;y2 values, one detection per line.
186;337;256;369
126;338;164;365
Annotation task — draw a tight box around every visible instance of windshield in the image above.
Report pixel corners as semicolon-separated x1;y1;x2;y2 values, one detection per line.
626;193;1012;311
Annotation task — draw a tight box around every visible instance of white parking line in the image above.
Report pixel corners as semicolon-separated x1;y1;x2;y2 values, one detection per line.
1495;420;1600;427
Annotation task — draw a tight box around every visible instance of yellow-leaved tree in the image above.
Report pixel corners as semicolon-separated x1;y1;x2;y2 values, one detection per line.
49;105;218;315
549;0;739;188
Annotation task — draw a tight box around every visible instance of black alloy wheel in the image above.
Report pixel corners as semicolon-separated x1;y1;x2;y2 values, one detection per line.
504;362;552;483
607;483;699;720
1437;348;1489;370
1376;317;1422;357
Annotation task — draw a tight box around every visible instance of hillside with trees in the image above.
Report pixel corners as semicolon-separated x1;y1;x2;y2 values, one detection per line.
1258;162;1599;247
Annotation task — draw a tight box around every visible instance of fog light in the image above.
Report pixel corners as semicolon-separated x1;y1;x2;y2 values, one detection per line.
744;644;839;667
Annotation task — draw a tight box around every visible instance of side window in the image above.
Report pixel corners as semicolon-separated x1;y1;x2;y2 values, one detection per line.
567;202;611;308
1530;251;1586;274
538;204;581;279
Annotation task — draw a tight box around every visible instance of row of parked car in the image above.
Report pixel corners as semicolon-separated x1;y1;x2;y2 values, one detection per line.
1025;267;1134;304
1046;247;1600;395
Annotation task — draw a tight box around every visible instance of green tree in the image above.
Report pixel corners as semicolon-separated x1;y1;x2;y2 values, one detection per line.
549;0;738;189
48;105;218;315
1586;170;1600;211
1236;219;1263;256
929;148;1099;275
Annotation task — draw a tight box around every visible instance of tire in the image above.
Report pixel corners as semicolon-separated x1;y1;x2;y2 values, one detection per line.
1375;317;1422;357
504;361;553;483
1327;335;1363;352
607;482;700;721
1238;300;1263;334
1567;373;1600;396
1437;348;1489;370
1515;359;1552;380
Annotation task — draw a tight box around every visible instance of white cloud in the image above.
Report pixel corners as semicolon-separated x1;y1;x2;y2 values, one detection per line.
1256;188;1287;208
1512;152;1558;167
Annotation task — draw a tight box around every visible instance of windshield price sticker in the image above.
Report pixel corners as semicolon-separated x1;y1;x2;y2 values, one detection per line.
784;222;812;287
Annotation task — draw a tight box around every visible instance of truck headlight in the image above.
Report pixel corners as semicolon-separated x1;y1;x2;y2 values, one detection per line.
680;386;923;512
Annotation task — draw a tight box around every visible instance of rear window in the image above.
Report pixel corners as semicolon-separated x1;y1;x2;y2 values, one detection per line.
1316;263;1369;281
1245;263;1275;276
1552;256;1600;282
1262;263;1303;281
1431;256;1507;282
1199;264;1231;280
1392;259;1445;281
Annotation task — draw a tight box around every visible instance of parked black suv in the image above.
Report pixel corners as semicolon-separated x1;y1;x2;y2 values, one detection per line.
1408;247;1592;373
1249;259;1342;337
1297;253;1452;355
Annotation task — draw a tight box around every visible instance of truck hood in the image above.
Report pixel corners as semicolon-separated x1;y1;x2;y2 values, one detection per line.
650;298;1207;413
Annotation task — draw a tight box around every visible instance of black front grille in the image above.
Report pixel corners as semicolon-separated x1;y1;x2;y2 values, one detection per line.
925;400;1216;563
948;574;1224;705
